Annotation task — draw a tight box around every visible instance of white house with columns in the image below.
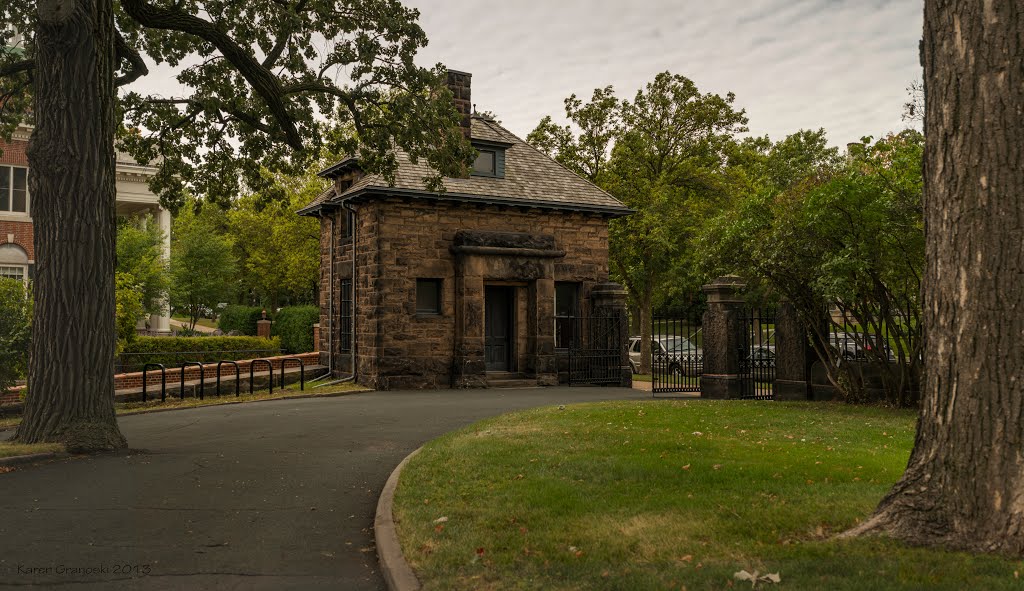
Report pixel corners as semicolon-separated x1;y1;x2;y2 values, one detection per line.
0;123;172;334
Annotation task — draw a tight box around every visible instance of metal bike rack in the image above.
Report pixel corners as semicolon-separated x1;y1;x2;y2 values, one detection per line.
249;359;274;395
180;362;206;400
216;360;240;397
142;363;167;402
279;357;306;391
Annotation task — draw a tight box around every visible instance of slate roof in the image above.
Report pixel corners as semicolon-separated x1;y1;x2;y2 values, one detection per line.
299;117;631;216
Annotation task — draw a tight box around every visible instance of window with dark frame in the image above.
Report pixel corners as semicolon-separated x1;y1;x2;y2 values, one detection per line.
0;166;28;214
555;282;580;349
472;150;496;176
340;279;352;352
416;279;442;315
342;209;354;239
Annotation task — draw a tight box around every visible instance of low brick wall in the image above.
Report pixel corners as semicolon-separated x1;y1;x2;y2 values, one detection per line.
1;352;320;405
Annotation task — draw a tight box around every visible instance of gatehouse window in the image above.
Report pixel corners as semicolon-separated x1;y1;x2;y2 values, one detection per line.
555;282;580;349
416;279;442;315
340;279;352;351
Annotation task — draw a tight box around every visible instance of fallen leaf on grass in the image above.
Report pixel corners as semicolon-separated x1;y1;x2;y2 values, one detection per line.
734;570;781;588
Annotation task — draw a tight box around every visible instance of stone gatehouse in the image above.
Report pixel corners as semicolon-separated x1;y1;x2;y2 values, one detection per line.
299;71;631;389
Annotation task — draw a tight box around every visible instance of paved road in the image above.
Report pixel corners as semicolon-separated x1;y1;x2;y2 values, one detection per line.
0;387;643;590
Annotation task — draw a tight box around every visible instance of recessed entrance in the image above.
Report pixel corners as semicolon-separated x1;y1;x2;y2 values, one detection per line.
485;286;515;372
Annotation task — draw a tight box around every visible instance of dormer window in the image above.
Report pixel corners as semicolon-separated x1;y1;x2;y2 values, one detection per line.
473;150;496;176
469;141;508;179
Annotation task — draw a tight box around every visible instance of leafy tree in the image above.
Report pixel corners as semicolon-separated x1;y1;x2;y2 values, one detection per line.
228;168;322;308
0;278;31;394
527;85;618;182
114;272;145;354
844;0;1024;554
607;73;747;372
700;130;923;405
116;215;169;318
170;202;237;331
1;0;473;449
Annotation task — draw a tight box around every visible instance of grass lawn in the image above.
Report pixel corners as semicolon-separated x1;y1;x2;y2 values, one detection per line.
394;400;1024;590
0;381;368;432
0;442;64;459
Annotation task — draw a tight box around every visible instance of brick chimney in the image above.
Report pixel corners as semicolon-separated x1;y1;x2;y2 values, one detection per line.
446;69;472;140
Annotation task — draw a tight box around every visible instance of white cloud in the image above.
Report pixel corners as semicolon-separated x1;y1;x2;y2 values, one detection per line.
405;0;923;145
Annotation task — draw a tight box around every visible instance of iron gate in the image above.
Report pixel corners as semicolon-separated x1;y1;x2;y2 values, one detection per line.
565;316;626;386
739;307;777;400
651;308;704;396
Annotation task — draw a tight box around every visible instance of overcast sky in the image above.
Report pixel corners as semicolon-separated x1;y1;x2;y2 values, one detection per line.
403;0;923;146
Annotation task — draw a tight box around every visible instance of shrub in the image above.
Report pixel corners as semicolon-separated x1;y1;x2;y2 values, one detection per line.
217;305;265;335
117;335;280;373
0;278;31;392
272;306;319;353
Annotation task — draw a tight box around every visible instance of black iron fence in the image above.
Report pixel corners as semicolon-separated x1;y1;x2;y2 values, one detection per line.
651;316;703;396
739;307;777;400
563;315;626;386
116;349;282;375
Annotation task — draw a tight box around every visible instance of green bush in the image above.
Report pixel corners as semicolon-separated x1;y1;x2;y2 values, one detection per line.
0;278;31;392
272;306;319;353
217;305;265;335
118;335;280;373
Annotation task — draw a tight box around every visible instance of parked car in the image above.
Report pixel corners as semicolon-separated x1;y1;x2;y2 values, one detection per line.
829;332;895;361
746;344;775;364
628;336;703;376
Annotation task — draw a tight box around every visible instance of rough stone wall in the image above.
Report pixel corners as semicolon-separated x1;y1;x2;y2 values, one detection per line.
320;197;613;390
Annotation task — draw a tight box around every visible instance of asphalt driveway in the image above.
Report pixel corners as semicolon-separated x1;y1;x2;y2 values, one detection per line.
0;387;643;590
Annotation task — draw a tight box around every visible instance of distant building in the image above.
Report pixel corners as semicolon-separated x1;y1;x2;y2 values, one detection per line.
0;124;172;333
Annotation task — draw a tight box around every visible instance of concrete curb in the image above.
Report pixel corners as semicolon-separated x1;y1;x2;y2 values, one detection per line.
375;446;423;591
0;452;68;468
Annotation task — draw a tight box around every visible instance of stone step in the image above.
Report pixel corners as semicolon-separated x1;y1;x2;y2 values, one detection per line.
486;378;540;389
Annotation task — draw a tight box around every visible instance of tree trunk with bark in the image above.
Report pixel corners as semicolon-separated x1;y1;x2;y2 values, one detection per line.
845;1;1024;553
14;0;127;451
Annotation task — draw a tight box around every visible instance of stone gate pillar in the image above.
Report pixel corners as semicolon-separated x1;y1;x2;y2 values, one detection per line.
774;300;814;400
700;276;746;399
590;282;632;387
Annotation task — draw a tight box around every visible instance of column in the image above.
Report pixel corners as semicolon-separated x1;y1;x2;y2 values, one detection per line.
151;207;172;334
700;276;747;399
589;281;631;387
774;300;814;400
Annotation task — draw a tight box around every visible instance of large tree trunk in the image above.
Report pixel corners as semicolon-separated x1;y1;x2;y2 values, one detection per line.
845;1;1023;553
14;0;127;451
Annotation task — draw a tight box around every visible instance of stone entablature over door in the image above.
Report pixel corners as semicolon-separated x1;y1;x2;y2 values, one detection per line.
450;230;564;388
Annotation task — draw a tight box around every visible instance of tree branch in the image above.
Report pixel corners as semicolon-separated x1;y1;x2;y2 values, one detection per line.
120;0;304;150
0;59;34;79
114;30;150;87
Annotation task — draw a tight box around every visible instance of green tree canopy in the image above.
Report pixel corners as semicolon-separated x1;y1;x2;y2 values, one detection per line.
2;0;475;209
116;215;169;317
227;167;322;308
0;278;31;393
700;129;925;405
170;201;238;330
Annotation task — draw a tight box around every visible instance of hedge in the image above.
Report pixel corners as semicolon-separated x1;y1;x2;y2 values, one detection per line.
272;306;319;353
117;335;281;373
217;305;265;335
